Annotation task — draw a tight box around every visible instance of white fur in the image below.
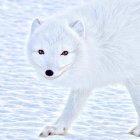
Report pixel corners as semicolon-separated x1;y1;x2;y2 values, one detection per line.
27;0;140;137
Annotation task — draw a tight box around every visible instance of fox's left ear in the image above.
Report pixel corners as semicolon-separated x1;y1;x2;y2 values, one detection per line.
31;18;41;34
70;20;85;38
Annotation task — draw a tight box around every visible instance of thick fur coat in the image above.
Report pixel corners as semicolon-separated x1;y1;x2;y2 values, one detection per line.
27;0;140;137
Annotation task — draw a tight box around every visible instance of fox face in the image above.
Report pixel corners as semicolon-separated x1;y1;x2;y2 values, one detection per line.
27;18;85;81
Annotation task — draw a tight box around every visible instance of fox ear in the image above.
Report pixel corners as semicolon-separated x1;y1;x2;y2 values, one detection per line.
31;18;41;34
70;20;85;37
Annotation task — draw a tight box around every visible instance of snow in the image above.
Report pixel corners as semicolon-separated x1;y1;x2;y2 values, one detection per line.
0;0;139;139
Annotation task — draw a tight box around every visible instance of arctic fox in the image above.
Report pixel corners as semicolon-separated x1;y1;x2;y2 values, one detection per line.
27;0;140;138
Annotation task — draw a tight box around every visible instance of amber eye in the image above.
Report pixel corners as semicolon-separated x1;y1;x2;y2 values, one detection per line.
61;51;69;56
38;49;44;55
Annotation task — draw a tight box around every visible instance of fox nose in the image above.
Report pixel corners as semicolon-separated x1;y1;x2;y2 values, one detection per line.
45;70;54;76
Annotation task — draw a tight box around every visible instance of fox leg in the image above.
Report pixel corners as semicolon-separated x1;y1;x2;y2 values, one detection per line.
125;80;140;137
39;89;91;137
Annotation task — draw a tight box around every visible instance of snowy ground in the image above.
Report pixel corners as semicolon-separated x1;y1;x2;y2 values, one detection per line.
0;0;140;140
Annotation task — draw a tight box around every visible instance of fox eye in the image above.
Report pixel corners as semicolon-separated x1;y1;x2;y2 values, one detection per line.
38;49;44;55
61;51;69;56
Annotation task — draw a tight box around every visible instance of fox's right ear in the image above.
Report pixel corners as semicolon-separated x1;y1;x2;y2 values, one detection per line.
31;18;41;34
69;19;85;38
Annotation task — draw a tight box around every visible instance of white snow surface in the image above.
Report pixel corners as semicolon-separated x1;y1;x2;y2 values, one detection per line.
0;0;139;140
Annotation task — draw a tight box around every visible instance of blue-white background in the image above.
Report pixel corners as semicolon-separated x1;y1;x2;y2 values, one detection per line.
0;0;139;139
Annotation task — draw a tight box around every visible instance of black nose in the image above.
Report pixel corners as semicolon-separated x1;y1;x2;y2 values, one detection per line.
45;70;54;76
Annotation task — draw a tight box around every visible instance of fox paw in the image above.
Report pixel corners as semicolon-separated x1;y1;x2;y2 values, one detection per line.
129;126;140;137
39;125;68;138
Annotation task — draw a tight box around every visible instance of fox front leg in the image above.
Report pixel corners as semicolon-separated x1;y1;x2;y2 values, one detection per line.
39;89;91;137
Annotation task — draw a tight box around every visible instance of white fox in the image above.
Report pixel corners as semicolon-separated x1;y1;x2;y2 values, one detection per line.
27;0;140;138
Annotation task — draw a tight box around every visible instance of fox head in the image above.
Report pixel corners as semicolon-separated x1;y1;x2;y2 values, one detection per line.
27;18;87;85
